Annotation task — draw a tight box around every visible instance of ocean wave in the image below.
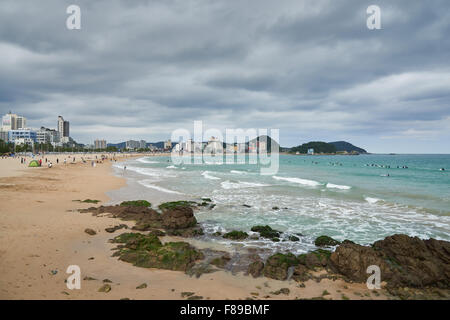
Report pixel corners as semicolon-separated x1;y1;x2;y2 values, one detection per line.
138;180;183;194
326;183;351;190
365;197;382;204
272;176;321;187
230;170;248;175
221;180;269;190
202;171;221;180
124;166;176;178
136;158;159;164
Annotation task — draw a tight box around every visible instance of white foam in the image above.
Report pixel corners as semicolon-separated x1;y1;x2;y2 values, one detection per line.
365;197;382;204
166;165;177;169
272;176;321;187
125;166;176;178
221;180;269;189
326;183;351;190
230;170;247;175
138;180;183;194
136;158;159;164
202;171;220;180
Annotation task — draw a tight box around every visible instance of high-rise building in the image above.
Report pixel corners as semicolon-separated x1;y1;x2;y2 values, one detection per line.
2;112;17;131
94;139;107;150
57;116;70;143
15;116;27;129
2;112;27;132
63;121;69;137
58;116;69;137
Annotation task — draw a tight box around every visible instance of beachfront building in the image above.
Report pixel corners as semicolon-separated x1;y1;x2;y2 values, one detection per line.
0;129;8;142
36;128;51;144
8;129;37;145
57;116;70;143
164;139;172;150
2;112;27;131
125;140;146;150
16;116;27;129
94;139;107;150
307;148;314;155
204;136;223;154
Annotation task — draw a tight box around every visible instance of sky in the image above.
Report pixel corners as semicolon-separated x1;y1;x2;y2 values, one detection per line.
0;0;449;153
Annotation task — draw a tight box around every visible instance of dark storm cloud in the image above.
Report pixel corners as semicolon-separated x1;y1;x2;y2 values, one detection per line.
0;0;449;153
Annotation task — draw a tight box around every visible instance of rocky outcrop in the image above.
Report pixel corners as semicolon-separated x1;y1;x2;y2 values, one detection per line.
105;224;128;233
251;225;281;241
160;206;197;229
80;200;205;237
248;261;264;278
263;253;299;280
111;233;204;272
314;235;340;247
81;205;161;228
329;234;450;288
223;231;249;240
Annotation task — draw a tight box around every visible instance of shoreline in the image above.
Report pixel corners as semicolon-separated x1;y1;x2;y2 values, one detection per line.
0;155;446;300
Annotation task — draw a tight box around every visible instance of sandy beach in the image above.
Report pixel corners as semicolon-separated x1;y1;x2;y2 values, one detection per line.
0;154;392;300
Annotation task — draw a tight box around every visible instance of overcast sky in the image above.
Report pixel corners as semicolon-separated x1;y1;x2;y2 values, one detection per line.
0;0;449;153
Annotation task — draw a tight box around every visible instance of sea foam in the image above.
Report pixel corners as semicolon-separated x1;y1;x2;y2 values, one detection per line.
365;197;382;204
202;171;221;180
272;176;321;187
326;183;351;190
138;180;183;194
221;180;269;189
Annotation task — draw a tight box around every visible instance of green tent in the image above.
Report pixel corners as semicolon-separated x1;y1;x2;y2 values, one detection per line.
28;160;41;167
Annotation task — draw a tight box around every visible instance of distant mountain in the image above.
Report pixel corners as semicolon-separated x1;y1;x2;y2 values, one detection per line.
290;141;336;154
147;141;165;149
247;135;280;152
107;142;126;149
329;141;367;154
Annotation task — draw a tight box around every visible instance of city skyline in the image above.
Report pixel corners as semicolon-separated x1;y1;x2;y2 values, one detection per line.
0;1;449;153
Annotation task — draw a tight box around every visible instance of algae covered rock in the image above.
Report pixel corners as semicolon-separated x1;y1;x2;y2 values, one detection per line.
160;205;197;229
98;284;111;293
158;201;197;211
112;233;204;272
120;200;151;207
210;253;231;268
298;249;331;269
223;231;249;240
263;253;300;280
248;261;264;278
314;235;340;247
250;225;281;240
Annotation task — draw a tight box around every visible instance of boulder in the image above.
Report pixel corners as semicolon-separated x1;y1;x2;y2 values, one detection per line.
329;242;391;283
223;231;248;240
263;253;299;280
161;206;197;229
84;228;96;235
329;234;450;288
247;261;264;278
111;233;204;272
314;235;340;247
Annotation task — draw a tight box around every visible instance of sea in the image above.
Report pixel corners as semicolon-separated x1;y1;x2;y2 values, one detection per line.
109;154;450;255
